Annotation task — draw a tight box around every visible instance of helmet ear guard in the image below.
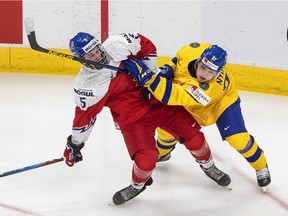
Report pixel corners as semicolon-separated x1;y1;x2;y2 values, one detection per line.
199;45;227;73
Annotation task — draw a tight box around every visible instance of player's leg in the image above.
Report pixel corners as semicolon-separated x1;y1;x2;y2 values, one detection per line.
156;127;177;162
225;133;270;187
184;130;231;187
113;122;157;205
161;106;231;187
216;100;271;187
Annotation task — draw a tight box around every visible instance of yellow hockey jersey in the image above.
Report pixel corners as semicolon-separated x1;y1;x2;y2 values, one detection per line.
145;42;239;126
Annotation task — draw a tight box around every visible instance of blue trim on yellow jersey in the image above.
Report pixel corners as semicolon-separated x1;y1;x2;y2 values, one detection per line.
216;97;247;139
150;74;161;92
171;57;177;65
162;79;172;104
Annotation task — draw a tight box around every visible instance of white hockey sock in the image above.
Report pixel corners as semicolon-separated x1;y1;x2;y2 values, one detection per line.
197;156;214;169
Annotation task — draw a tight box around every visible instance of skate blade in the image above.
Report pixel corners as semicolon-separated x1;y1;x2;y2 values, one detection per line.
262;186;267;193
108;201;117;207
224;185;232;190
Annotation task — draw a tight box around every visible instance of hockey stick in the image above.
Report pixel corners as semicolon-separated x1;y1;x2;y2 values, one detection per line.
24;17;124;72
0;157;64;178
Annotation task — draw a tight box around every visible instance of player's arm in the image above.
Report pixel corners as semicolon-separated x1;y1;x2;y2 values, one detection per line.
63;106;95;167
144;73;197;106
122;58;197;106
64;92;109;167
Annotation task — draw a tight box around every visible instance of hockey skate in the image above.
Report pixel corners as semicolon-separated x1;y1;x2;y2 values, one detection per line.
112;177;153;205
157;152;171;162
256;165;271;191
200;164;231;187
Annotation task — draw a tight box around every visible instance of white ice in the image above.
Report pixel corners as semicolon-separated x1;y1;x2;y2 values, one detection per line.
0;72;287;216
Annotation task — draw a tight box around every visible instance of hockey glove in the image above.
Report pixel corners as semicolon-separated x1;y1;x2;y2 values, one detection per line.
159;64;174;79
63;135;85;167
122;58;154;86
141;87;151;100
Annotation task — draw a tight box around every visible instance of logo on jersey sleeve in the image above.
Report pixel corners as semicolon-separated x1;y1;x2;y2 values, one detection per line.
73;117;97;133
186;85;211;106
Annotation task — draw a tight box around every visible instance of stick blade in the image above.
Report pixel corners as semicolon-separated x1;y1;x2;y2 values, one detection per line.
25;17;35;35
24;17;48;53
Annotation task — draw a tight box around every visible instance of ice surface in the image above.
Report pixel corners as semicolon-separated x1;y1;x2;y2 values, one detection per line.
0;72;287;216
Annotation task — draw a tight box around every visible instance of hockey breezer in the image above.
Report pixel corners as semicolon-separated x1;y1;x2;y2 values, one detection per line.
24;17;124;72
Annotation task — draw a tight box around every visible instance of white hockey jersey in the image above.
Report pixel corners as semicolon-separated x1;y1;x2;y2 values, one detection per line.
71;33;157;144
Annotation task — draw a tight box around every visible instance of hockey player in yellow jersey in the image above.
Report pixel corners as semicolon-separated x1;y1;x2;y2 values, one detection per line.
122;42;271;189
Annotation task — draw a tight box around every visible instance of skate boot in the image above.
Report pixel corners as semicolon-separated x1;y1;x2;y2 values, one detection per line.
157;152;171;162
197;157;231;187
113;177;153;205
256;165;271;187
200;164;231;187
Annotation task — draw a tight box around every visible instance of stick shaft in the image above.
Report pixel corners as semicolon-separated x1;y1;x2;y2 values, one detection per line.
0;157;64;178
24;17;125;72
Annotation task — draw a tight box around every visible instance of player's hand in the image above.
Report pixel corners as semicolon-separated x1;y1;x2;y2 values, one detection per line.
122;58;154;86
158;64;174;79
63;135;85;167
